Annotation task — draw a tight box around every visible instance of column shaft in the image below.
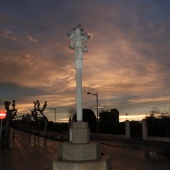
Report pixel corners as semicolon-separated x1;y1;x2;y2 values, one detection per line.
76;69;82;121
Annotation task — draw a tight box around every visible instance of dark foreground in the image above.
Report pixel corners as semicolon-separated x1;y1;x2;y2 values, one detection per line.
0;130;170;170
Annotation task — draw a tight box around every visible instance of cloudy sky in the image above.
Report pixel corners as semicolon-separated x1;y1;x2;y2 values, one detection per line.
0;0;170;122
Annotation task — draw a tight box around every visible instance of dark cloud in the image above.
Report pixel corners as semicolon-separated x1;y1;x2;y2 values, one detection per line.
0;82;46;99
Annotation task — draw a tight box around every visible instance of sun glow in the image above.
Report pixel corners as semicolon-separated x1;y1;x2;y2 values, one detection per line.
119;114;146;122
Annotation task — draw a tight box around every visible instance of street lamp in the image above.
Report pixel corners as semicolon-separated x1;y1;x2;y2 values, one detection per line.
87;92;99;134
50;107;56;122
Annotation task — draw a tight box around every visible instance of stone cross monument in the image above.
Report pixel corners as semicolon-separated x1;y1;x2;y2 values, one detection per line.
49;25;112;170
67;24;90;122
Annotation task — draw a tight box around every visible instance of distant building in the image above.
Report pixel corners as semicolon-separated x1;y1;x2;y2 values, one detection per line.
110;109;119;124
99;108;119;124
99;108;119;133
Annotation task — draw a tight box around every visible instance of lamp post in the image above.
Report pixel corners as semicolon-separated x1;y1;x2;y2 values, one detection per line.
87;92;99;133
50;107;56;122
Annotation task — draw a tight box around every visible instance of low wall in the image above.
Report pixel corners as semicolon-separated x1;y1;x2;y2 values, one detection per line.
142;119;170;142
96;133;127;139
144;136;170;142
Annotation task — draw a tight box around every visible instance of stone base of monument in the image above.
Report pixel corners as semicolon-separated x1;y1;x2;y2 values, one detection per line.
50;122;112;170
52;155;112;170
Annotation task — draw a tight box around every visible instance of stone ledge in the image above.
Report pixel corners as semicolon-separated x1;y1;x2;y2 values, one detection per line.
58;142;101;161
72;128;90;143
51;155;112;170
72;122;88;128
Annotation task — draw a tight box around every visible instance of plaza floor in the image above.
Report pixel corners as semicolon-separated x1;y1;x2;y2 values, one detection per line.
0;130;170;170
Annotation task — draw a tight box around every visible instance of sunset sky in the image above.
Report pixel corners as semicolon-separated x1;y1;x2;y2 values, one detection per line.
0;0;170;122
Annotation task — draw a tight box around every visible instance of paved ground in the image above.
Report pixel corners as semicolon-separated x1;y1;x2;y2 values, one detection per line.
100;141;170;170
0;130;170;170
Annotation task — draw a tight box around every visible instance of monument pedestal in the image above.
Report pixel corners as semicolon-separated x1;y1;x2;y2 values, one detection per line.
50;122;112;170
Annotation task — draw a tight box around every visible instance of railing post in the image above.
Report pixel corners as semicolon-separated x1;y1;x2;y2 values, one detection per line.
142;119;148;140
125;120;130;139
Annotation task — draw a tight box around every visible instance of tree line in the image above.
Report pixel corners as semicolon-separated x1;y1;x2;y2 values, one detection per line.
146;107;170;137
1;101;170;149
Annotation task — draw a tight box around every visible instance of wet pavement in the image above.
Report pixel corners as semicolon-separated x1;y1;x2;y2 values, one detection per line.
100;140;170;170
0;130;170;170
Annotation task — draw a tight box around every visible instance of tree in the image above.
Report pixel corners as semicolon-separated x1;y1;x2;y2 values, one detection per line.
2;100;17;148
67;107;76;132
67;107;76;120
146;107;170;137
149;107;161;118
31;100;48;136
